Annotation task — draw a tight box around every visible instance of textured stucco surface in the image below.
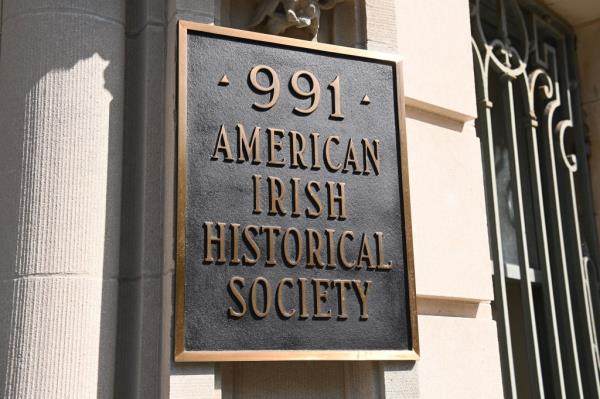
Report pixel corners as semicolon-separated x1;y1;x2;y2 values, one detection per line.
384;361;419;398
170;365;216;399
417;315;504;398
394;0;477;120
406;108;493;301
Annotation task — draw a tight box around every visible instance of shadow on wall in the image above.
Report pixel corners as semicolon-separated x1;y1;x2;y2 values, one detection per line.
0;7;124;398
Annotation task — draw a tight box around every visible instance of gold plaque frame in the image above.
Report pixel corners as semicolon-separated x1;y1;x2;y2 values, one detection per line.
175;20;419;362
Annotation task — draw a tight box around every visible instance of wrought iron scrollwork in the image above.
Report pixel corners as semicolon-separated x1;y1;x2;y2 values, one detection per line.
471;0;600;397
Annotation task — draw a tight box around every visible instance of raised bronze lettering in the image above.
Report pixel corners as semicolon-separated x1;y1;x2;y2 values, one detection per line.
375;232;392;270
237;124;261;163
324;135;341;171
338;230;355;269
313;278;332;319
250;277;272;318
310;132;321;170
328;76;344;119
342;138;360;174
204;222;227;263
282;227;302;267
327;181;347;220
267;128;286;166
242;225;261;265
290;177;301;217
353;280;372;320
306;228;325;268
289;130;308;168
357;232;375;269
268;176;287;216
298;277;309;319
362;139;381;175
276;278;296;318
262;225;281;266
305;180;323;218
230;223;241;265
249;65;280;110
332;279;352;319
211;124;234;162
291;70;321;115
228;276;247;318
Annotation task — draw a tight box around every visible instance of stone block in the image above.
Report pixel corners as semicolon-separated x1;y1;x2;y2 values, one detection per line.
394;0;477;120
406;107;493;301
224;362;346;399
0;12;124;279
383;362;419;398
417;315;503;398
168;0;216;24
1;277;118;399
365;0;397;52
576;20;600;105
170;364;216;399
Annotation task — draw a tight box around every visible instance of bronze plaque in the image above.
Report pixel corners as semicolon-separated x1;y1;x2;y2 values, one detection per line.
176;21;418;361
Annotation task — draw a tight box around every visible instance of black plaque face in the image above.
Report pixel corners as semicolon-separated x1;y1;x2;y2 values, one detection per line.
176;22;418;361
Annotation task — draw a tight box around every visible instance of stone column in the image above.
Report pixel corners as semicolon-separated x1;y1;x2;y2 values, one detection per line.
0;1;125;397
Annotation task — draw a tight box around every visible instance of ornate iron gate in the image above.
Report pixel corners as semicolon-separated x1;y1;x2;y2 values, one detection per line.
471;0;600;397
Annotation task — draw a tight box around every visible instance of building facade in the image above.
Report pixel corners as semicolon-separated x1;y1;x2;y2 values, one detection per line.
0;0;599;398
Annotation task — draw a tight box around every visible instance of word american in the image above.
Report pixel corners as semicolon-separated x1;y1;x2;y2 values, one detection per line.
211;123;381;175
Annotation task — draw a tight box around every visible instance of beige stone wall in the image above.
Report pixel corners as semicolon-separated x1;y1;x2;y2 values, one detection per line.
577;19;600;241
0;0;506;398
386;1;503;397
